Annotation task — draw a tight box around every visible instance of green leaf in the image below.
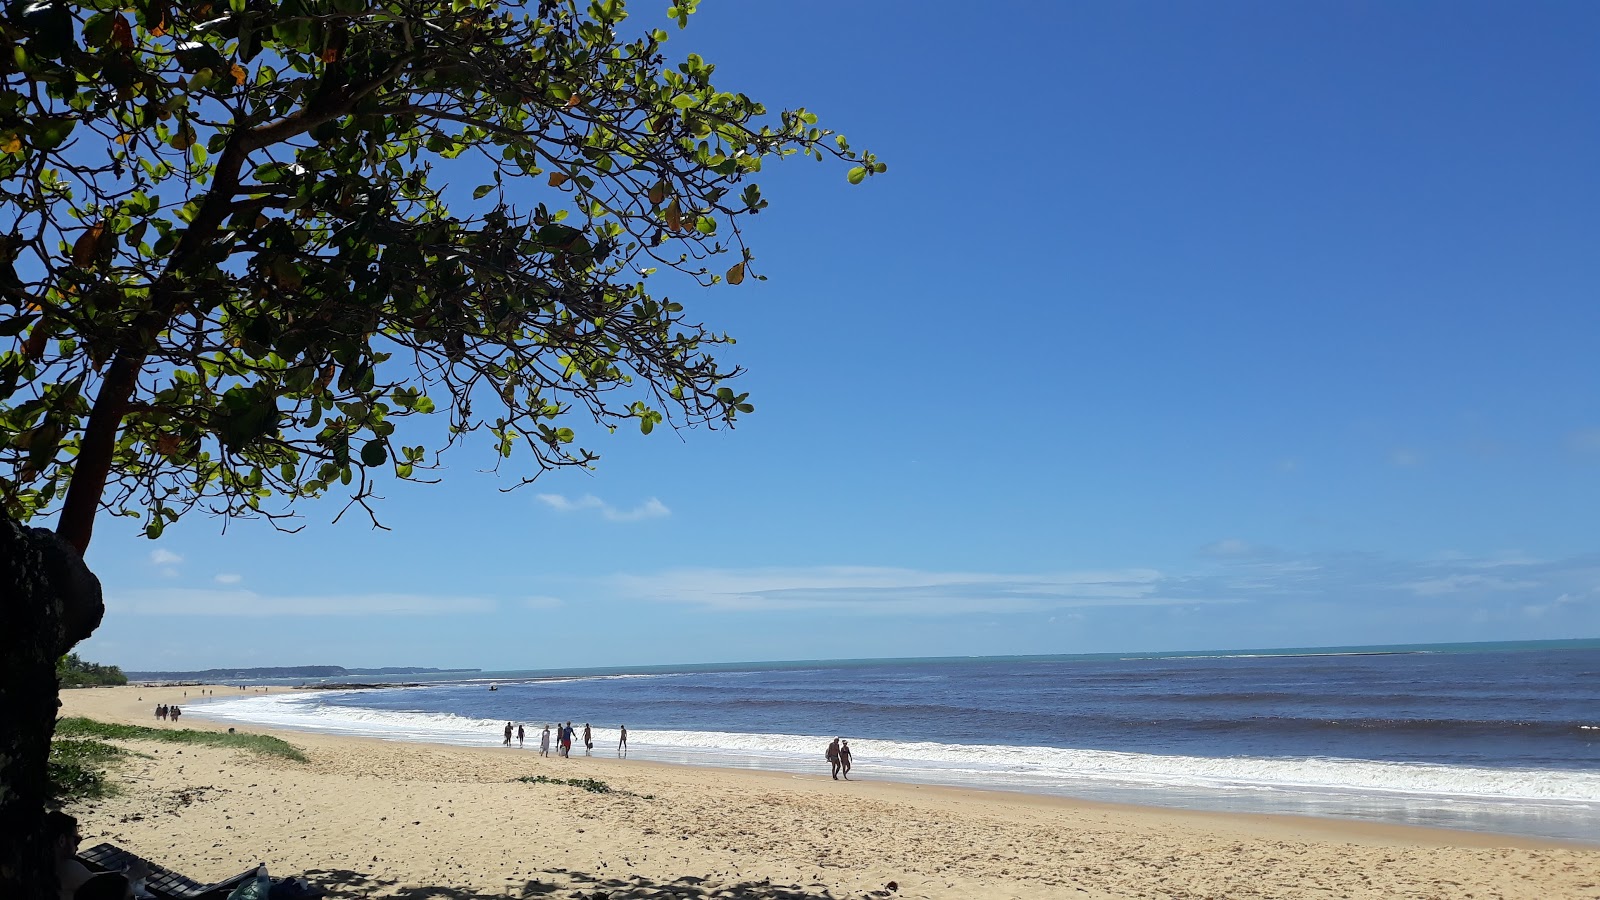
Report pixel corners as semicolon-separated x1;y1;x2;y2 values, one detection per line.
847;166;867;185
360;439;387;467
473;184;494;199
33;118;77;152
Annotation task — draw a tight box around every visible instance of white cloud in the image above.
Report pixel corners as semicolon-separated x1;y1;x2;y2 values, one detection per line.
214;573;243;585
149;549;183;565
523;595;563;609
536;493;670;522
607;566;1216;616
110;589;496;617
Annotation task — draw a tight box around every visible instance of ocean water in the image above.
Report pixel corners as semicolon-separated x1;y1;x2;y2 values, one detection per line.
190;640;1600;843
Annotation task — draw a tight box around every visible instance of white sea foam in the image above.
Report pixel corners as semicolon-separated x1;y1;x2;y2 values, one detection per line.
192;692;1600;807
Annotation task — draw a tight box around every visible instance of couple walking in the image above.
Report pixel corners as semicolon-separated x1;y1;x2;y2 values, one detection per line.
503;722;524;747
553;721;592;756
825;737;854;780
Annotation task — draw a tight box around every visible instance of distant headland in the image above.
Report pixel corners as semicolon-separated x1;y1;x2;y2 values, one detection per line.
124;665;480;681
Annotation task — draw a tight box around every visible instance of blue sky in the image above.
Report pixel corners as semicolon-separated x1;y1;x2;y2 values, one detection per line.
72;1;1600;671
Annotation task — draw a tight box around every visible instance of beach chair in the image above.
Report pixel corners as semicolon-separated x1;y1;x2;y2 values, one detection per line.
78;842;259;900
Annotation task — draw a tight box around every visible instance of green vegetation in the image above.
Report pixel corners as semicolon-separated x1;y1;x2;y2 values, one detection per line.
1;0;880;547
55;717;307;763
56;654;127;688
47;738;131;803
517;774;614;794
515;774;653;799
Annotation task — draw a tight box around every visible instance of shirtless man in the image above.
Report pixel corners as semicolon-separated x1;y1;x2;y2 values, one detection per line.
825;737;841;780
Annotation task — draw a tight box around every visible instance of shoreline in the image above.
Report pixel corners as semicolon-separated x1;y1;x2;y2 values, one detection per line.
178;684;1600;847
57;685;1600;899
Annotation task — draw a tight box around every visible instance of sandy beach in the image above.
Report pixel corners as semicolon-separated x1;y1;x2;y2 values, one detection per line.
57;685;1599;900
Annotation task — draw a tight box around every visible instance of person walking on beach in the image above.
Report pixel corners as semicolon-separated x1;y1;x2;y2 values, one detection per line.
517;724;525;749
618;724;628;755
825;737;841;780
540;725;551;757
503;722;513;747
561;721;573;757
583;723;593;755
170;705;181;723
839;740;853;780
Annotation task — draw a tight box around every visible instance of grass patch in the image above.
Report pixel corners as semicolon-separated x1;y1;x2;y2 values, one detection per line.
49;738;128;803
56;717;308;762
515;774;652;799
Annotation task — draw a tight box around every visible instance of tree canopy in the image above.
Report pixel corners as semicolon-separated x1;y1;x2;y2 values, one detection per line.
56;653;127;687
0;0;882;550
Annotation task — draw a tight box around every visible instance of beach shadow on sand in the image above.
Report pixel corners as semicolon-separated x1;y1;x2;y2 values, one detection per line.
303;866;898;900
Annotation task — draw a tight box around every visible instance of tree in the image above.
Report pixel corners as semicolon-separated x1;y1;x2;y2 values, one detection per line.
57;653;128;687
0;0;881;892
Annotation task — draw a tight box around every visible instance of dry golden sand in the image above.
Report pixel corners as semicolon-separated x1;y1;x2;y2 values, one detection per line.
59;685;1599;900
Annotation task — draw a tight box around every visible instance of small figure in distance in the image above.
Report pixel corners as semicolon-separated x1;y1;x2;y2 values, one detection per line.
517;724;525;749
169;705;180;723
583;723;593;755
540;724;552;757
503;721;513;747
618;724;628;756
826;737;841;780
839;739;853;780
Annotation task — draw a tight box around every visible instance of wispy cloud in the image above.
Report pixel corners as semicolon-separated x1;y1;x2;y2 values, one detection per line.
214;573;243;585
1198;539;1280;561
1389;448;1423;467
536;493;670;522
608;566;1217;615
524;595;563;609
597;551;1600;624
111;589;496;617
1406;573;1541;597
1567;428;1600;458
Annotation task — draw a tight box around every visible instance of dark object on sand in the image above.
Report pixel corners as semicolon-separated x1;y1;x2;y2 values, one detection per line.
74;872;132;900
78;843;323;900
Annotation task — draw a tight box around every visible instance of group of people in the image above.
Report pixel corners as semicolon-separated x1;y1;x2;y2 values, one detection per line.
502;721;629;757
152;704;181;722
825;737;854;780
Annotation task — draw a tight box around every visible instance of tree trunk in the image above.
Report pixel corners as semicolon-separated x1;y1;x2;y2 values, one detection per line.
0;513;104;897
